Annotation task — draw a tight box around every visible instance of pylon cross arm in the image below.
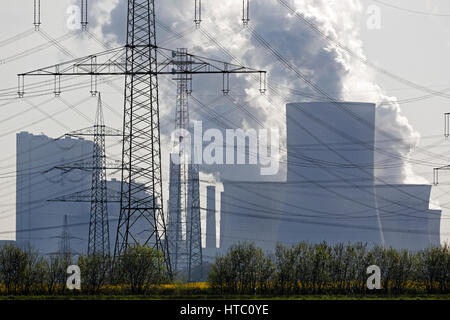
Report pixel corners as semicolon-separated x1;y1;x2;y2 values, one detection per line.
50;159;121;172
66;126;122;137
47;189;123;203
17;46;267;96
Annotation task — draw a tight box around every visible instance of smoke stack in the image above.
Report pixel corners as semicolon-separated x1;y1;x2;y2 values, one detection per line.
206;186;216;249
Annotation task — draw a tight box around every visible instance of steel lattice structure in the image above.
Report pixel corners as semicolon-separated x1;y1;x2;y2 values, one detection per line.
47;94;121;257
18;0;267;278
168;154;184;272
88;94;110;256
168;49;190;273
168;48;202;280
50;215;75;263
115;0;169;267
188;162;202;281
59;215;72;262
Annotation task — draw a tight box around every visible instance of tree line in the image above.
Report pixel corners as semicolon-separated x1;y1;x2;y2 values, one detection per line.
0;243;168;295
208;242;450;295
0;241;449;296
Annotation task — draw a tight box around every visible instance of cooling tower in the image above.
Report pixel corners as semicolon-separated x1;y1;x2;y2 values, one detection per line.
374;184;441;250
218;101;441;252
286;102;376;183
279;102;380;245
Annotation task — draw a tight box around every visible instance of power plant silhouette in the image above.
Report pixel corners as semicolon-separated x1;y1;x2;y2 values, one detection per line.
15;101;441;261
219;102;441;253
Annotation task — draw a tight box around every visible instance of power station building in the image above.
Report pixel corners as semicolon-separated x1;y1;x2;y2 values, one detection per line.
15;132;121;256
218;102;441;253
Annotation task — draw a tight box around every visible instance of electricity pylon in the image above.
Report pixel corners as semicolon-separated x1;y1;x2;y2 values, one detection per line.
18;0;267;277
51;215;76;264
87;93;109;256
47;94;122;257
168;153;184;272
168;49;191;274
168;48;202;281
188;161;202;281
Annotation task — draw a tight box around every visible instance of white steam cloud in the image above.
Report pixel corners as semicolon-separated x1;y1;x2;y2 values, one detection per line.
92;0;423;184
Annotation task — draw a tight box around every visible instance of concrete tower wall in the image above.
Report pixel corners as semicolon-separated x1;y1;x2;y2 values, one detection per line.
286;102;376;183
375;184;441;250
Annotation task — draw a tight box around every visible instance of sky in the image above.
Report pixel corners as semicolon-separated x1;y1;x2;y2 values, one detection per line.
0;0;449;244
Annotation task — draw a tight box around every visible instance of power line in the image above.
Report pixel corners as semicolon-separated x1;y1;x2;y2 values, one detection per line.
1;0;448;250
188;25;448;220
277;0;450;99
372;0;450;17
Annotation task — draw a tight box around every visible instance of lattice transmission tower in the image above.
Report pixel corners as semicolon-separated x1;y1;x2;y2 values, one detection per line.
18;0;267;277
50;215;78;264
88;93;110;256
47;94;122;257
167;48;202;281
168;49;191;274
187;155;202;281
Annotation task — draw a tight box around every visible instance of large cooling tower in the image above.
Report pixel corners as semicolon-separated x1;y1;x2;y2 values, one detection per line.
278;102;381;245
286;102;376;183
374;184;441;250
219;101;441;252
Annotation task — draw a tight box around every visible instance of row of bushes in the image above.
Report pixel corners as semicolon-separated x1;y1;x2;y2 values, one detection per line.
1;242;450;295
208;242;450;295
0;244;168;295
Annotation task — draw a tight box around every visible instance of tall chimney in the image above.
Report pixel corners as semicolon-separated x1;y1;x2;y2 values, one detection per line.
206;186;216;249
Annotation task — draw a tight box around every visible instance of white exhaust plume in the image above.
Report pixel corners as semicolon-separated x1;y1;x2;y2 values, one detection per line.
93;0;423;184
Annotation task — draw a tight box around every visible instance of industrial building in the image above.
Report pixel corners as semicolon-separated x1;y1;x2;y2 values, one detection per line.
15;131;121;256
218;102;441;253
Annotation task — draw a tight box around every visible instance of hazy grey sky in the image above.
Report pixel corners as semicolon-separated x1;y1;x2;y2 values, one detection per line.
1;0;449;243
